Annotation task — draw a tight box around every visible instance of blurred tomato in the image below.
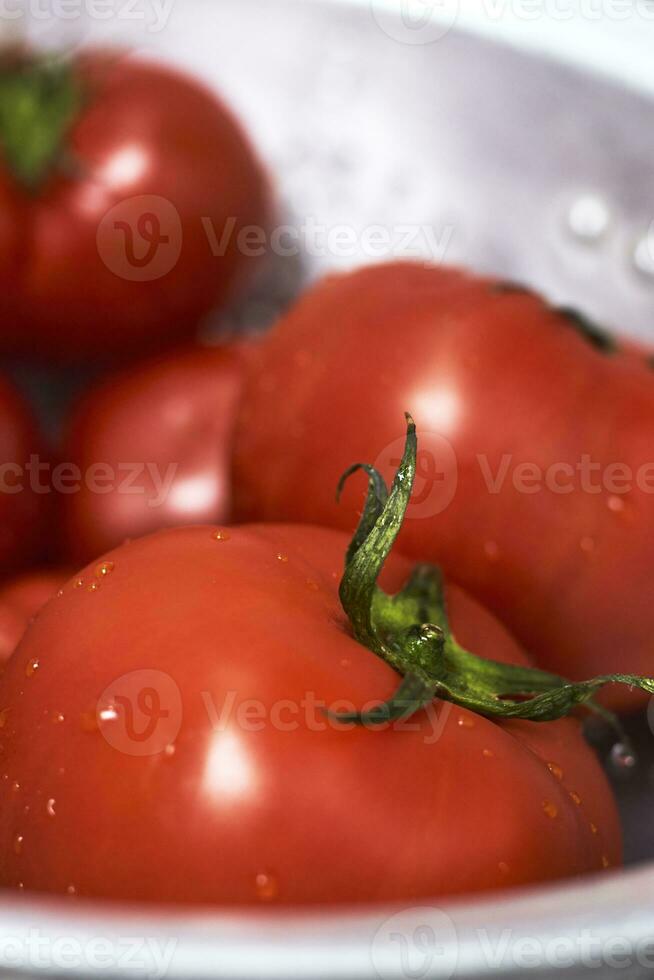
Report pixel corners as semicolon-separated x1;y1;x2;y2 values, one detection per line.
61;343;251;563
0;373;47;570
0;50;270;362
234;263;654;712
0;569;69;666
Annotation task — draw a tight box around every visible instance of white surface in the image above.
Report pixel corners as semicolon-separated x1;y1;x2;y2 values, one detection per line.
340;0;654;97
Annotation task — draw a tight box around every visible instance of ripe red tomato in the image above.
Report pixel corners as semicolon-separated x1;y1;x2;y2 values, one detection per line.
0;569;68;666
0;521;620;904
60;343;252;564
0;373;47;569
234;263;654;712
0;50;269;362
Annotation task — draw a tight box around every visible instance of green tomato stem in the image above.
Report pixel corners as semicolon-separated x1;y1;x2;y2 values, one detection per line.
0;51;83;191
334;414;654;733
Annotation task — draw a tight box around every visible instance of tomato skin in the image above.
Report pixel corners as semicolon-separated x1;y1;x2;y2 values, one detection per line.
1;51;269;362
234;263;654;712
60;343;251;564
0;373;48;570
0;569;68;666
0;524;619;904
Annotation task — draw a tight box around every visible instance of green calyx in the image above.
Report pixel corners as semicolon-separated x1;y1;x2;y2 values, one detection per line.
333;414;654;732
0;51;83;191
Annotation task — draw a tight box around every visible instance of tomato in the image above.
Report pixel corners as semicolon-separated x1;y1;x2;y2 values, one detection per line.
0;50;269;362
234;263;654;712
0;372;47;570
0;508;621;904
0;569;68;666
60;343;252;564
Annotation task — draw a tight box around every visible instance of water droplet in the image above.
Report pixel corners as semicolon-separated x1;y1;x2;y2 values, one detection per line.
306;580;320;592
95;561;114;578
276;554;289;564
579;536;596;554
87;582;100;593
255;872;279;901
602;855;610;869
610;742;637;771
74;579;84;589
340;659;351;668
98;706;118;724
590;822;598;835
498;861;510;875
566;194;610;243
607;495;625;513
569;790;582;806
457;715;475;729
542;800;558;819
482;749;494;758
46;798;56;818
56;589;64;598
11;781;20;793
66;884;77;896
17;882;24;890
13;834;23;855
547;762;564;781
25;659;40;678
212;529;230;542
484;540;500;562
163;744;176;758
52;712;65;724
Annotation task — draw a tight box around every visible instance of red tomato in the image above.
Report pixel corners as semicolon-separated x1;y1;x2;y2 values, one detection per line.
0;50;269;362
234;263;654;712
60;343;251;564
0;373;47;569
0;523;619;903
0;569;69;666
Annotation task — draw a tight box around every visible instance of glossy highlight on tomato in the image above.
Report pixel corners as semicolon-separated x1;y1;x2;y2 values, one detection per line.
234;262;654;711
0;521;619;904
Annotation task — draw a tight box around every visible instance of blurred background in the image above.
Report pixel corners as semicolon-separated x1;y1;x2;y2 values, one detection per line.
3;0;654;343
